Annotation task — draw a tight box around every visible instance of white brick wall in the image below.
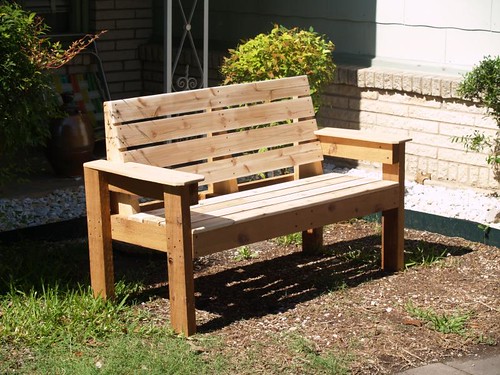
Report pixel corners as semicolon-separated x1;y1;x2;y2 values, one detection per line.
318;66;499;190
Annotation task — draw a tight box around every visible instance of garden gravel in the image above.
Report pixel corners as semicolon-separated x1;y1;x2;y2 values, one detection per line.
1;169;499;232
327;166;500;230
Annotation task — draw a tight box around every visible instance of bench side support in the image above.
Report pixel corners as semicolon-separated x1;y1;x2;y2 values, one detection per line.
164;185;197;336
84;167;115;299
381;143;406;271
299;161;325;254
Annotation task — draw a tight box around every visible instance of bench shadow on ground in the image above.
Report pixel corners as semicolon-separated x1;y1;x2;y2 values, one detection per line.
113;235;473;333
0;231;472;332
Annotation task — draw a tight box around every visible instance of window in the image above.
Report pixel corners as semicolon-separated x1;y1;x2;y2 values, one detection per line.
18;0;89;34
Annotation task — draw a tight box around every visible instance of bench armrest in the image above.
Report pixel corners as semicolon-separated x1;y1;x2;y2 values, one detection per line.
84;160;205;187
84;160;204;203
314;128;411;164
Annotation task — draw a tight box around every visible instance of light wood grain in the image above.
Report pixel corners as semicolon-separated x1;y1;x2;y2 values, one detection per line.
178;141;323;186
113;96;315;149
84;167;115;299
84;160;204;186
315;128;412;145
164;185;196;336
192;187;399;257
121;119;319;168
108;76;310;124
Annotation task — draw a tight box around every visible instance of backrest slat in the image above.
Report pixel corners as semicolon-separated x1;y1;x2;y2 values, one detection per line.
108;76;311;124
121;120;318;168
112;96;315;149
177;142;323;186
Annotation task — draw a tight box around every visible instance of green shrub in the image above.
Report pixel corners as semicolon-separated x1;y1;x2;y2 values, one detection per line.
454;55;500;169
0;3;56;156
0;2;102;184
220;24;336;110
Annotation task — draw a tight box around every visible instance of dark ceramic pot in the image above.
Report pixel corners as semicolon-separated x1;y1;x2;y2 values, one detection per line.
46;95;94;177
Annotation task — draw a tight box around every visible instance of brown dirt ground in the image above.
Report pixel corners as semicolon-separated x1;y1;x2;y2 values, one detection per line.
114;220;499;374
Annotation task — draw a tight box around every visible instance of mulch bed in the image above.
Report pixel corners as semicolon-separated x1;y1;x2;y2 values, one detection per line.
113;220;499;374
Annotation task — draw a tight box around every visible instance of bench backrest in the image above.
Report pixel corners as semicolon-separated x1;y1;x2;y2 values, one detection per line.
104;75;324;194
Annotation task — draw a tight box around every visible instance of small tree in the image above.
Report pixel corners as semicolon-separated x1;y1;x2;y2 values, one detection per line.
454;55;500;172
220;24;336;110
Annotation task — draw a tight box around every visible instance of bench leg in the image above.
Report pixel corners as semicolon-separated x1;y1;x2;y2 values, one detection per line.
84;167;115;299
164;186;196;336
302;227;324;255
381;206;404;271
382;144;406;272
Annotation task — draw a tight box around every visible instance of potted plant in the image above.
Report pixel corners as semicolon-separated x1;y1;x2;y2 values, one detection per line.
0;2;103;182
220;24;336;111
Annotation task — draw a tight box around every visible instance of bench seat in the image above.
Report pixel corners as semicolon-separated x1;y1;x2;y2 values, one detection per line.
116;173;398;257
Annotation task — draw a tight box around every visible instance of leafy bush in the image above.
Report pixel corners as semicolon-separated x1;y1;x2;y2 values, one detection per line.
0;3;56;156
459;55;500;124
220;25;336;110
455;55;500;168
0;2;102;183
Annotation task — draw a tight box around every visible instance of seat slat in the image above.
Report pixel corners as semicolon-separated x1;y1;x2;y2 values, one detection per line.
138;174;354;221
192;174;356;214
140;172;343;221
114;96;315;149
193;172;341;206
126;174;398;231
191;179;396;232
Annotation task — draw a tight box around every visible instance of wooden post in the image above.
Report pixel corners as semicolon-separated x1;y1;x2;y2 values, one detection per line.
84;167;115;299
302;227;324;255
381;143;406;271
164;185;197;336
299;160;325;254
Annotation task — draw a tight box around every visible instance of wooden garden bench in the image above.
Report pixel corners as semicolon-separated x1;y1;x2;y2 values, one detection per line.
83;75;411;336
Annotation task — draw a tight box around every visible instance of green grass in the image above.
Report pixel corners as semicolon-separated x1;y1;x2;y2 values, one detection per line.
6;332;225;375
405;243;448;269
0;279;227;374
288;334;351;375
405;301;471;335
233;246;258;261
275;232;302;246
0;239;224;374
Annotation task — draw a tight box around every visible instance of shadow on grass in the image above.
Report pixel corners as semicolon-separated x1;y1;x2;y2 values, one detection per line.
0;237;91;294
0;232;473;332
